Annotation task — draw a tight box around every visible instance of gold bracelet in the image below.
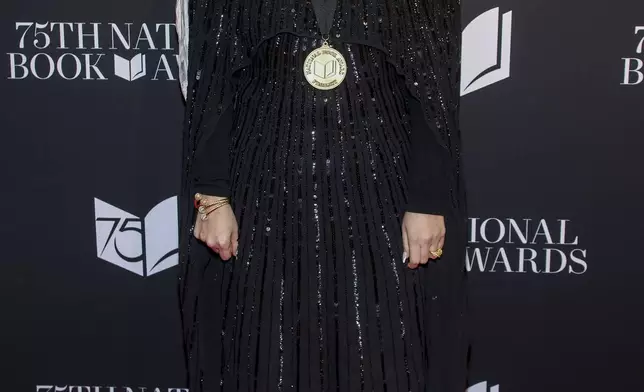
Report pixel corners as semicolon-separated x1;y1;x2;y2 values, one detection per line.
194;193;230;221
197;199;229;213
194;193;229;207
199;200;230;220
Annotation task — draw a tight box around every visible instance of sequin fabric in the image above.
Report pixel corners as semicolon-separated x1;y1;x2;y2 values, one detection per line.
177;0;469;391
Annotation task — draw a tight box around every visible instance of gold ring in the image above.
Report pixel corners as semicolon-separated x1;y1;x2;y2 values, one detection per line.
430;248;443;258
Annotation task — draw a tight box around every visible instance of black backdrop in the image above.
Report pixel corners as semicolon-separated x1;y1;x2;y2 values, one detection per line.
2;0;643;391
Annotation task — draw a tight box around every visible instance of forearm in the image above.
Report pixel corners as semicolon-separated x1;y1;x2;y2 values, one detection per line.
191;104;234;198
404;91;451;216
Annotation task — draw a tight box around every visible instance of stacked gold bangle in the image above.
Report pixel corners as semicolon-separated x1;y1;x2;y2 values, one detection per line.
194;193;230;221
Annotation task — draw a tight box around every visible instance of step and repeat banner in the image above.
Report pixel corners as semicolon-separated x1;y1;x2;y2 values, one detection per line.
2;0;643;391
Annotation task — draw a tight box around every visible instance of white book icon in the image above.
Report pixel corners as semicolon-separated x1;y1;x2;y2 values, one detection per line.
94;196;178;277
461;8;513;96
114;53;147;81
467;381;500;392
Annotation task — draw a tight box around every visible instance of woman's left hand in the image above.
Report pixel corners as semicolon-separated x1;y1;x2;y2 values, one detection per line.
402;212;445;269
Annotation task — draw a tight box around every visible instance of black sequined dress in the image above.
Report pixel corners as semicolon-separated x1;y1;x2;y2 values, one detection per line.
177;1;469;391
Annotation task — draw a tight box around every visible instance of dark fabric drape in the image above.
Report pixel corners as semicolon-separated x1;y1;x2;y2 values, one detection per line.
177;1;469;391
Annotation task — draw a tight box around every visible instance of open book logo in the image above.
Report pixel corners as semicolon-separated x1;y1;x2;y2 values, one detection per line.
461;8;513;95
114;53;147;81
467;381;500;392
314;58;338;78
94;196;178;277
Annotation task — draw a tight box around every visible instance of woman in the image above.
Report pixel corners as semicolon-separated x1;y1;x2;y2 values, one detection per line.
175;0;469;391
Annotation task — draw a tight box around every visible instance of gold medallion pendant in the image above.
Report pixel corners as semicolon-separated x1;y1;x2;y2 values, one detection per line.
303;41;347;90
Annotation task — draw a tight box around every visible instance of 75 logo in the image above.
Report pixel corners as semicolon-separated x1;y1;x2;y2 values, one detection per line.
94;196;178;277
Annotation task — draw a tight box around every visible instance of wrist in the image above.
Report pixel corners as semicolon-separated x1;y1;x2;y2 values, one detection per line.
193;193;231;221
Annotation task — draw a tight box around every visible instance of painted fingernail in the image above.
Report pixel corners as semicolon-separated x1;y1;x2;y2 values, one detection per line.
402;251;408;264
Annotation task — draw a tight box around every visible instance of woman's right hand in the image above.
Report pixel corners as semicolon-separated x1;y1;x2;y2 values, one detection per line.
193;196;239;260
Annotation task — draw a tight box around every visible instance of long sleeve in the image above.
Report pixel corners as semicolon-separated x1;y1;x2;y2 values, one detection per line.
177;0;246;384
392;0;465;216
191;103;233;197
179;0;245;200
404;90;452;216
